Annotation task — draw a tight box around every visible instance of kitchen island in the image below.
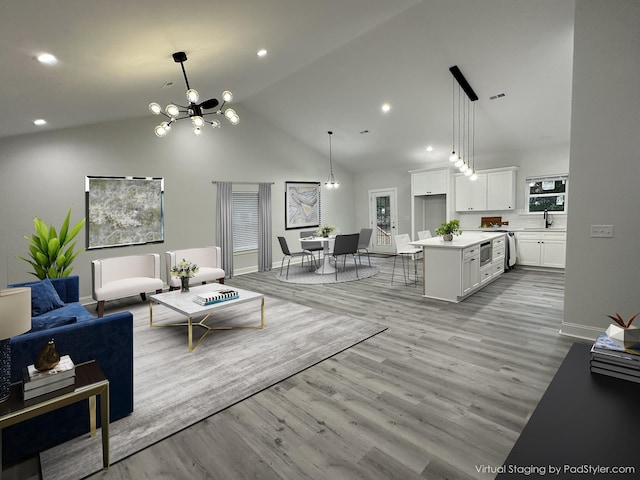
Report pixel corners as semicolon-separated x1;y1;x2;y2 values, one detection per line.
410;231;506;302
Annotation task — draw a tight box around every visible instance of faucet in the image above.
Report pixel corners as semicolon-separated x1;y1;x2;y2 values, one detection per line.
543;209;553;228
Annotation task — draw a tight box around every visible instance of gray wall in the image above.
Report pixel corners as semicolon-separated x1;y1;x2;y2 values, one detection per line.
562;0;640;338
0;105;355;298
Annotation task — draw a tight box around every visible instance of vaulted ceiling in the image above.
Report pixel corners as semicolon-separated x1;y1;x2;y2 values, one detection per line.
0;0;575;172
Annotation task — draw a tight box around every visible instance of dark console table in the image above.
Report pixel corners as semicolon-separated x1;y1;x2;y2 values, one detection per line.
497;342;640;479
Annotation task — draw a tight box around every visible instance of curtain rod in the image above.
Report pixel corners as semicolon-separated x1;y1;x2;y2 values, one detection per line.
211;181;275;185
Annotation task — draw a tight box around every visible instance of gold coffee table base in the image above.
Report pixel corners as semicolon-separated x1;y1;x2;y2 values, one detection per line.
149;297;265;352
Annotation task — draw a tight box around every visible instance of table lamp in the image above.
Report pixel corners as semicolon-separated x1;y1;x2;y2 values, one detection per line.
0;287;32;402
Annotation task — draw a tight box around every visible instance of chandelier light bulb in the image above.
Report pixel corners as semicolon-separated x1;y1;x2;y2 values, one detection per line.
464;167;473;177
211;119;221;128
186;89;199;103
470;171;478;181
166;104;180;117
154;125;167;137
193;126;202;136
149;102;162;115
160;121;171;132
454;157;463;168
449;151;457;162
222;90;233;102
191;116;205;128
224;108;236;120
460;163;468;173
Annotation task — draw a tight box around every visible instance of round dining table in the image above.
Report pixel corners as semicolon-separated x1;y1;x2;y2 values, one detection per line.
300;236;335;274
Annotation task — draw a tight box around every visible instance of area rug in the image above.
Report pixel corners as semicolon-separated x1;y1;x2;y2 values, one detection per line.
275;264;379;284
39;296;387;480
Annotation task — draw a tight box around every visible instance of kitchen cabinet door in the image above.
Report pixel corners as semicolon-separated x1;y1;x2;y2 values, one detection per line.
487;170;516;210
515;238;541;266
461;254;480;295
541;239;566;268
412;170;448;196
455;173;487;211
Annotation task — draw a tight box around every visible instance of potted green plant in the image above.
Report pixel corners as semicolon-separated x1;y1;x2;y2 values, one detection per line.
317;224;336;238
19;207;86;279
434;219;462;241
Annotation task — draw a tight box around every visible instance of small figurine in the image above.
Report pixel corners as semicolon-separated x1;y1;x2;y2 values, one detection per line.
34;339;61;371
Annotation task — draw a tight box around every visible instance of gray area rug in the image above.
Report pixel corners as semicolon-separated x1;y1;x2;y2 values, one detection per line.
276;264;379;284
39;296;386;480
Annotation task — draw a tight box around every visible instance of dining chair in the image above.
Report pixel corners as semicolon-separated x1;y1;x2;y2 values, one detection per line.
299;230;323;265
357;228;373;266
277;236;316;279
330;233;360;281
391;233;422;286
417;230;432;240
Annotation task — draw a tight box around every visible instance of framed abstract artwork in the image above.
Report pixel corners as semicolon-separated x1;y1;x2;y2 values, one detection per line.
85;176;164;249
285;181;321;230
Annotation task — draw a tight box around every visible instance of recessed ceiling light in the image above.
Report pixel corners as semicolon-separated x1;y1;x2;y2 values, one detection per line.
257;49;268;57
426;145;434;152
33;119;47;126
381;103;391;113
37;53;57;65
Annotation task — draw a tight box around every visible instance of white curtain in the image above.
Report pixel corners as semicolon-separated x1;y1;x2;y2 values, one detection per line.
215;182;234;278
258;183;272;271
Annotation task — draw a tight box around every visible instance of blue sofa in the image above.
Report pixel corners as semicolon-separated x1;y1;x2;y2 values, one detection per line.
3;276;134;467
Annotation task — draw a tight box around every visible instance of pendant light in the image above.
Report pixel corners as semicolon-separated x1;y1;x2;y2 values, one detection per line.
325;131;339;189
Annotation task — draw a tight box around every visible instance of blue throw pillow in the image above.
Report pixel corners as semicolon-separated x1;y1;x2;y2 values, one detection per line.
31;315;77;332
30;278;65;316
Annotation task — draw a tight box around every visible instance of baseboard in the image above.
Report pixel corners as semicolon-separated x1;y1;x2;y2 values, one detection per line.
559;321;603;342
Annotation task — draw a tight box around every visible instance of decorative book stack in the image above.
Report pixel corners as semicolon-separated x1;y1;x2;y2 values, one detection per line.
193;289;239;306
22;355;76;400
590;333;640;384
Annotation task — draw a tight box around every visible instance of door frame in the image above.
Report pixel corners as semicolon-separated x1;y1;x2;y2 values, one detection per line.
368;187;398;254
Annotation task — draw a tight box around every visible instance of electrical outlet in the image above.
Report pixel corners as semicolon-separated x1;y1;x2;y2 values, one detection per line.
590;225;614;238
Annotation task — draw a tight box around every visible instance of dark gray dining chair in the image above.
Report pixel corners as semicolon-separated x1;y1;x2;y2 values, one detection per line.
278;237;316;279
330;233;360;281
357;228;373;266
300;230;323;265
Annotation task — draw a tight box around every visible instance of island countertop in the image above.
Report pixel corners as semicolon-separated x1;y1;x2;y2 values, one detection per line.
410;231;506;249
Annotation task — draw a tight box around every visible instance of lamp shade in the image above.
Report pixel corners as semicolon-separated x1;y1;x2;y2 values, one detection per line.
0;288;32;340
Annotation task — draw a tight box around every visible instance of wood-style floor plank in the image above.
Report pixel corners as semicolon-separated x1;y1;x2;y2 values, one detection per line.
80;257;576;480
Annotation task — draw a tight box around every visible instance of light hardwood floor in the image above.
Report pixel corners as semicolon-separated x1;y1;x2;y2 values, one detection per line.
12;257;579;480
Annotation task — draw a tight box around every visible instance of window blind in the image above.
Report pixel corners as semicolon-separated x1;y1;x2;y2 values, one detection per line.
232;191;258;252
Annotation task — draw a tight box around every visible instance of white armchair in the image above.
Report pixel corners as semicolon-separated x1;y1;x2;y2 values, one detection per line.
92;253;164;317
165;246;225;290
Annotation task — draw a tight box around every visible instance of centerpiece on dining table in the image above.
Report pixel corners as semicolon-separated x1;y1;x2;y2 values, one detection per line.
170;258;199;292
317;224;336;238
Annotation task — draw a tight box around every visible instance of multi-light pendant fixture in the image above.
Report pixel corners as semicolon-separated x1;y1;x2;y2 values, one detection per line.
324;131;339;189
448;66;478;181
149;51;239;137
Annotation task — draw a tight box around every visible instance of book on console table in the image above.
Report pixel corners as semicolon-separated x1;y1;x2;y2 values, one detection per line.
22;355;76;400
23;355;75;390
591;333;640;363
193;289;239;305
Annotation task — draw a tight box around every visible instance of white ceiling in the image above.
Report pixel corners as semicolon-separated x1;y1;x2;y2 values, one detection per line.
0;0;575;173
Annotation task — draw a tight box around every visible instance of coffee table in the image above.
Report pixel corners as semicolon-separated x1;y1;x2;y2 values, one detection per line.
149;284;264;352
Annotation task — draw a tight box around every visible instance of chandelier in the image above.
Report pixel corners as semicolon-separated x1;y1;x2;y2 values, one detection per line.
448;65;478;181
325;131;339;189
149;51;239;137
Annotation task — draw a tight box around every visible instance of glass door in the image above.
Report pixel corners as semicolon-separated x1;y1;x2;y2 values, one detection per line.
368;188;397;254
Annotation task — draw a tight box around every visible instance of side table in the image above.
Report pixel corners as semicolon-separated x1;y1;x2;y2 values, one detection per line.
0;361;110;476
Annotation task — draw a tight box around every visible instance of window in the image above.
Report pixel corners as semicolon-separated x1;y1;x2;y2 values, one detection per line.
526;175;568;213
232;191;258;252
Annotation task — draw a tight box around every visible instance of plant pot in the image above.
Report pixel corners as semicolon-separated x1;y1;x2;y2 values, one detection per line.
606;324;640;348
442;234;454;241
180;276;190;293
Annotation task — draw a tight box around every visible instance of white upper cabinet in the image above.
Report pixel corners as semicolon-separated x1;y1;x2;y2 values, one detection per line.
455;173;487;211
411;169;448;196
455;167;517;212
487;169;516;210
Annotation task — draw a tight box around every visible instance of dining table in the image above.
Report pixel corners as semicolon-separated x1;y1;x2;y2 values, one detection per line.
300;235;335;274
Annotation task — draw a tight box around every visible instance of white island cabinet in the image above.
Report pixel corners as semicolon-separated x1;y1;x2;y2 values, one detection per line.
411;232;507;302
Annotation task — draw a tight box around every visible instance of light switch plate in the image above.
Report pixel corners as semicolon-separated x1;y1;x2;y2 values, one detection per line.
590;225;614;238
